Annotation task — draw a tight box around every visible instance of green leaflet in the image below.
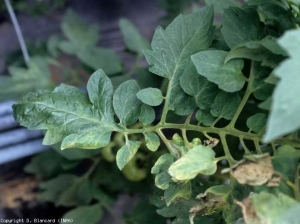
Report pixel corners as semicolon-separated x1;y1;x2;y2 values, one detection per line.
116;140;142;170
59;10;122;75
196;109;216;126
246;113;267;133
210;92;241;120
180;66;219;110
164;182;192;206
144;132;160;151
168;145;217;181
139;104;155;125
250;62;274;101
144;6;214;115
77;48;123;75
237;192;300;224
192;50;245;92
13;72;120;149
113;80;142;126
119;18;150;54
0;57;52;101
61;9;99;49
221;7;261;49
151;154;175;190
264;29;300;142
87;69;114;121
137;88;163;106
61;204;103;224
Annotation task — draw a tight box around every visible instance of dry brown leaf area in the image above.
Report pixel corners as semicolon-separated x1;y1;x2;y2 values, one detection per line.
235;197;261;224
225;153;281;186
0;177;39;208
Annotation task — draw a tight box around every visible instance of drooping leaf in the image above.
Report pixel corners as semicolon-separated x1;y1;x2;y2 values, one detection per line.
116;139;142;170
164;182;192;206
57;178;93;207
39;174;78;203
180;66;219;110
246;113;267;133
264;29;300;142
13;72;120;150
24;150;76;179
137;88;163;106
192;50;245;92
168;145;217;181
221;7;261;49
144;6;214;115
113;80;142;126
53;143;101;160
61;203;103;224
139;104;155;125
119;18;150;54
144;132;160;151
124;199;167;224
210;92;241;120
151;154;175;190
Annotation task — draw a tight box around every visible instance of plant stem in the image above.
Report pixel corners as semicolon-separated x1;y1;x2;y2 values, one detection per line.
157;128;179;158
254;139;263;154
228;61;255;129
83;157;101;178
4;0;30;66
220;133;236;166
125;123;300;148
160;79;171;124
239;136;252;154
124;54;143;77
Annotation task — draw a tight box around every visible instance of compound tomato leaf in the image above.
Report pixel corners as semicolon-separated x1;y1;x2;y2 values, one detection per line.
116;140;142;170
210;92;241;120
180;66;219;110
164;182;192;206
119;18;150;54
168;145;216;181
192;50;245;92
144;6;214;115
246;113;267;133
113;80;142;126
62;203;103;224
144;132;160;152
139;104;155;125
13;73;120;150
137;88;163;106
221;7;261;49
264;29;300;142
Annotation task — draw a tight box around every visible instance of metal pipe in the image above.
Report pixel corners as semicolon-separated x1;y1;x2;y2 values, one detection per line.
0;129;43;148
0;140;51;165
4;0;30;66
